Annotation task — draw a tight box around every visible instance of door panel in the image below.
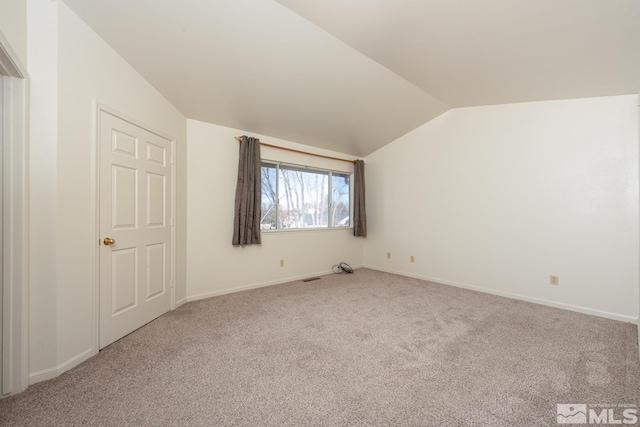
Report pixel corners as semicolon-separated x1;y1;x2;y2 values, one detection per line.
112;130;138;158
111;247;138;315
100;111;172;349
146;172;165;227
146;141;165;166
112;165;137;229
146;243;165;300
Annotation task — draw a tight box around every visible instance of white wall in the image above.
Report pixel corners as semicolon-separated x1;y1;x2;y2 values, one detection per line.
187;120;364;300
27;0;58;379
28;1;188;383
364;95;639;322
0;0;27;68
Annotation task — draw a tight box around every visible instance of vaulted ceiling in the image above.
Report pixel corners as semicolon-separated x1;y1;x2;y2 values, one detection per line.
62;0;640;156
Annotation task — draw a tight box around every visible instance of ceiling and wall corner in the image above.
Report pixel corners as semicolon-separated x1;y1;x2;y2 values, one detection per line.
61;0;640;157
60;0;448;157
275;0;640;107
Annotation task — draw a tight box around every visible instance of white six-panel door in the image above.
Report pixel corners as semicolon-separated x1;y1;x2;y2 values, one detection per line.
99;111;173;349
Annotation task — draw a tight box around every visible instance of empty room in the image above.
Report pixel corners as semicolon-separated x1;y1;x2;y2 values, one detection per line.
0;0;639;425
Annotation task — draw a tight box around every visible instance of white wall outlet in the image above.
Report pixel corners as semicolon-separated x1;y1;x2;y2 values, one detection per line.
410;255;415;263
280;259;285;267
387;252;391;259
550;275;558;286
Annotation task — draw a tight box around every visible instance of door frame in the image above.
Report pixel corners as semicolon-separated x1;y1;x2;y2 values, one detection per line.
92;103;176;354
0;30;29;397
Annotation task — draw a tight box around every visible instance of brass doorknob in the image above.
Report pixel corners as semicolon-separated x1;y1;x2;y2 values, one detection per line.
103;237;116;246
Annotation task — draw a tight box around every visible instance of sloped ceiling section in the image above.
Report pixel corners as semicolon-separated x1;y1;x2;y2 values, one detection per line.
62;0;640;156
275;0;640;107
62;0;447;156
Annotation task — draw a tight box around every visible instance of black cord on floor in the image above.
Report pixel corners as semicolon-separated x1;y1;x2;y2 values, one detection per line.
332;262;354;274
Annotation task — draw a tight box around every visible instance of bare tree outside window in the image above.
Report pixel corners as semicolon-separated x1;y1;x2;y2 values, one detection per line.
260;162;351;230
332;173;350;227
260;164;278;229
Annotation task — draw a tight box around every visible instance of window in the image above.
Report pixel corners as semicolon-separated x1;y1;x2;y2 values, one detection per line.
261;162;351;230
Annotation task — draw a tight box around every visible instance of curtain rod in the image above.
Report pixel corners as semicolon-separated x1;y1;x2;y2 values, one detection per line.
235;136;356;164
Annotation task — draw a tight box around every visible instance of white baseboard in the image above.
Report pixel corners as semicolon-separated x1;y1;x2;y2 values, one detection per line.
28;348;95;385
176;297;187;307
186;265;364;303
362;265;638;324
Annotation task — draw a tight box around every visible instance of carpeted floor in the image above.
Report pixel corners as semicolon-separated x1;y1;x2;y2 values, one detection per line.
1;268;639;426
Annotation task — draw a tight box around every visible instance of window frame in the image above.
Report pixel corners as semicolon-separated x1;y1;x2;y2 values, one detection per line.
260;160;353;232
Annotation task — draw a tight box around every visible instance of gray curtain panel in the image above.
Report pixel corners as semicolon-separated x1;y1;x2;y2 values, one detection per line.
353;159;367;237
232;136;262;246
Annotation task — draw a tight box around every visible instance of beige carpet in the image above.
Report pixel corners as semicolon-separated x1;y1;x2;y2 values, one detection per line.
1;268;639;426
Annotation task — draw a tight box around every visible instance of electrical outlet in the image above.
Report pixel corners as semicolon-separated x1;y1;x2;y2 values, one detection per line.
410;255;415;263
387;252;391;259
550;275;558;286
280;259;285;267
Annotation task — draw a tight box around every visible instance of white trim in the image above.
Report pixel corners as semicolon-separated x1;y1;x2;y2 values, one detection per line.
170;131;176;310
261;226;354;235
262;158;354;175
92;103;177;354
28;348;93;385
0;40;29;398
1;75;5;395
176;297;187;308
186;265;364;303
0;31;27;78
90;101;99;356
637;99;640;361
362;265;638;324
96;103;176;141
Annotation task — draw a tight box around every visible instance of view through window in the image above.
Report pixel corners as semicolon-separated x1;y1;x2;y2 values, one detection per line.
261;162;351;230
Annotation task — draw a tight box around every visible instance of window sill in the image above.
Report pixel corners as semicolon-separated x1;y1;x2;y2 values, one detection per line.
261;227;354;235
